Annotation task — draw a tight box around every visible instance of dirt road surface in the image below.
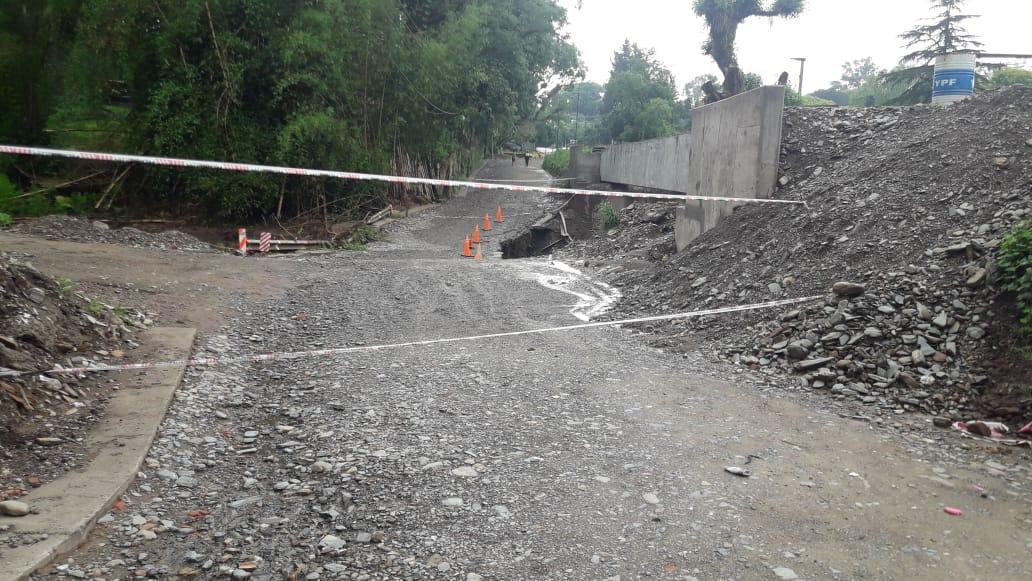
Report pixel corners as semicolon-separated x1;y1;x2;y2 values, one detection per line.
14;158;1031;580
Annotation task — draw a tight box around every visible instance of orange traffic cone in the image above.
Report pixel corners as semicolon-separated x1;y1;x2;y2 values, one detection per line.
495;205;504;223
483;213;492;231
461;235;472;257
474;244;484;261
472;224;482;244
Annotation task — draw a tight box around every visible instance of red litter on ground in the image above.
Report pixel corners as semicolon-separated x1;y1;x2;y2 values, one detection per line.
944;507;964;516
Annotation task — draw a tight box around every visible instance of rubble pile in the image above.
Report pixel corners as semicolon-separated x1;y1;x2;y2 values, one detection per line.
10;215;216;252
0;252;147;495
562;87;1032;422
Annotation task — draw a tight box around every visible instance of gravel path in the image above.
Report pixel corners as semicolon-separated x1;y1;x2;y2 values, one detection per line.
37;159;1031;580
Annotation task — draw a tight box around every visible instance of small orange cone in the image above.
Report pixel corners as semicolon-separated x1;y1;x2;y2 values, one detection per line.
495;205;504;223
472;224;482;244
483;213;492;231
461;235;472;257
474;244;483;261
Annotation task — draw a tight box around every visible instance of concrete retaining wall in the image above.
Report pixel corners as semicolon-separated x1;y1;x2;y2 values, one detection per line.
568;147;602;184
600;133;691;192
675;86;785;251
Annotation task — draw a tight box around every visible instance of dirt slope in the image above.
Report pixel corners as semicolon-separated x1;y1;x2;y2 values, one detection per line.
561;87;1032;425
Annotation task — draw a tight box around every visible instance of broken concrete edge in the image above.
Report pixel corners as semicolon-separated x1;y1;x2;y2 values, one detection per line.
0;327;196;581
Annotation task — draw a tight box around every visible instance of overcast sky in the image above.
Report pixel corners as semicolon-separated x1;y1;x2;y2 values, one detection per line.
556;0;1032;95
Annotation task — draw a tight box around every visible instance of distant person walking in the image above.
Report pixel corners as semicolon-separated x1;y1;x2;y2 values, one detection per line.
523;153;531;167
511;152;516;166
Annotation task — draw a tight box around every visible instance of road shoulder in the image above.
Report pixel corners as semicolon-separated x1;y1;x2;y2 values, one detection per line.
0;327;195;580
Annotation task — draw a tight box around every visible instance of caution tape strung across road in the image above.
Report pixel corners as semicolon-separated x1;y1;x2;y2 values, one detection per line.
0;296;823;378
0;145;806;206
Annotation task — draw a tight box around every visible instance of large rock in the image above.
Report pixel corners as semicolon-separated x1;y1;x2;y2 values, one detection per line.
795;357;834;371
831;281;865;297
0;500;30;516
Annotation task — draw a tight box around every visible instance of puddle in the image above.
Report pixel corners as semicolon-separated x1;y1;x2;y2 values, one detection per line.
514;259;621;321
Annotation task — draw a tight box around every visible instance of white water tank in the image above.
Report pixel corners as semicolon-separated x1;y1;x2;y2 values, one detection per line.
932;52;977;105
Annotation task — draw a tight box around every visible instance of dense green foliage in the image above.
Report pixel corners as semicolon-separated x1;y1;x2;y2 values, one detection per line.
998;221;1032;331
602;41;687;142
883;0;982;104
534;82;608;147
989;67;1032;88
784;89;834;107
811;58;906;107
692;0;805;96
0;175;57;216
542;148;570;176
0;0;580;220
0;212;11;226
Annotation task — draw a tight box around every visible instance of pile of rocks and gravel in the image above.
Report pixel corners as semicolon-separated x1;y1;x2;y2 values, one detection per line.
0;252;149;503
560;86;1032;425
9;215;216;252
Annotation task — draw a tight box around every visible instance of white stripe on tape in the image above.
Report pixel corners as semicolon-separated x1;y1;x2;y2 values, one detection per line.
0;145;805;205
0;296;822;378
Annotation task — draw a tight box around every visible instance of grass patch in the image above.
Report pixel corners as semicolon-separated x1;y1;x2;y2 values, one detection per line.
600;202;618;230
340;225;384;251
0;211;11;226
88;298;104;315
340;241;367;251
542;148;570;177
56;277;74;296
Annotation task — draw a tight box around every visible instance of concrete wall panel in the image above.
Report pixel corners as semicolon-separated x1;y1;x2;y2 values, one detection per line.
600;133;691;192
675;86;785;251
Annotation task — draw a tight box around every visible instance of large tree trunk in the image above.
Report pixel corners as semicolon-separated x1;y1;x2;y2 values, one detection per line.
706;10;744;97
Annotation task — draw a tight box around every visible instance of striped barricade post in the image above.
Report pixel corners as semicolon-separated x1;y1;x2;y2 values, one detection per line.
259;232;272;253
237;228;248;256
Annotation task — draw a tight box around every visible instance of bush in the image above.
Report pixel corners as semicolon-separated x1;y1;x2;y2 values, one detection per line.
0;175;57;216
542;149;570;177
785;88;836;107
0;212;11;226
599;202;618;230
56;192;99;215
0;175;99;217
998;221;1032;331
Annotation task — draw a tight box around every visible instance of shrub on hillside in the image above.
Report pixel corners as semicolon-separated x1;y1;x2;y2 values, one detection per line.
599;202;618;230
998;221;1032;331
785;88;836;107
542;149;570;176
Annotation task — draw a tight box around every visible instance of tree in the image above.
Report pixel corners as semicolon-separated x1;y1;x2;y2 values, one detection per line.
0;1;83;146
602;41;677;142
989;67;1032;88
534;82;605;146
2;0;582;219
811;57;906;107
840;57;878;90
691;0;805;98
684;74;718;108
882;0;982;104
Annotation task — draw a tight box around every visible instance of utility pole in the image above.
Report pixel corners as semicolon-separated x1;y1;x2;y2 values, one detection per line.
791;57;806;95
573;87;581;144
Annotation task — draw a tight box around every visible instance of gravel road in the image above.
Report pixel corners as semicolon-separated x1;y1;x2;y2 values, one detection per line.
38;159;1031;580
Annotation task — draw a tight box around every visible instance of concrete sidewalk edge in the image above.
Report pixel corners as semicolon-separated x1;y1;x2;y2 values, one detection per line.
0;327;196;580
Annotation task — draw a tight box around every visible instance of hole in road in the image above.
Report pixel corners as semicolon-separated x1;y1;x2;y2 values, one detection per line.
500;226;568;258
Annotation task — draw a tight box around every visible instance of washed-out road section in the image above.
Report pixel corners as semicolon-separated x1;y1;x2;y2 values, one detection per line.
19;158;1032;580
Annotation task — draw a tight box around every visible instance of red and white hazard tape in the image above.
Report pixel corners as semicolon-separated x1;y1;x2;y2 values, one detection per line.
0;296;822;379
0;145;805;206
259;232;272;253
